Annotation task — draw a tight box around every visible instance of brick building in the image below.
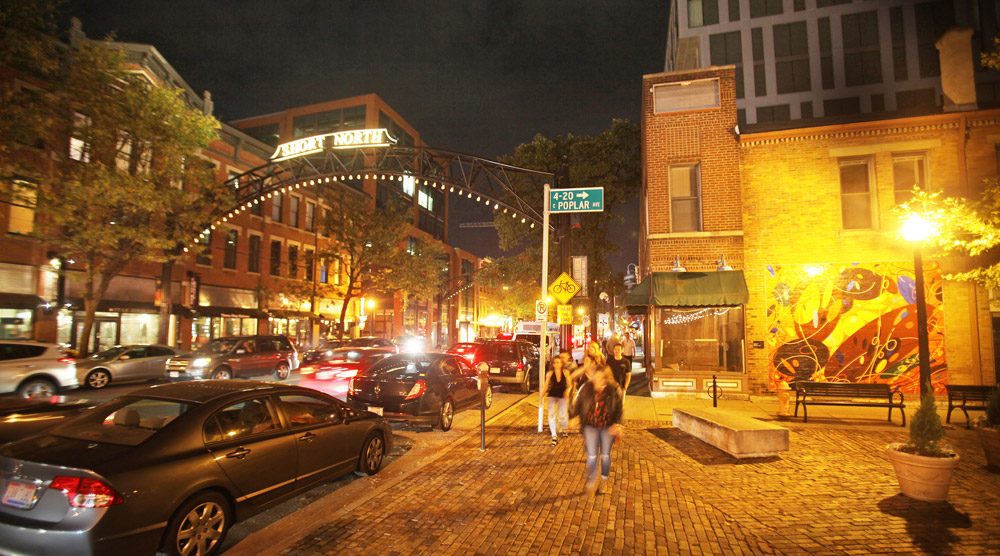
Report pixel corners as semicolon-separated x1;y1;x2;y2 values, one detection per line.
633;29;998;395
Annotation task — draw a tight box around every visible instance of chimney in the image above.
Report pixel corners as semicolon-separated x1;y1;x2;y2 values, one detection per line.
69;17;85;47
202;91;214;116
936;27;977;112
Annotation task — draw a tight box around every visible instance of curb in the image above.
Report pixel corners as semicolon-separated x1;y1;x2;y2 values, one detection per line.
223;394;531;556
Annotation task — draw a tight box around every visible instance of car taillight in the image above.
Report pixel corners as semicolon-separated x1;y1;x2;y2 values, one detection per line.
405;380;426;400
58;357;75;364
517;361;524;372
300;365;316;375
50;476;123;508
348;378;357;396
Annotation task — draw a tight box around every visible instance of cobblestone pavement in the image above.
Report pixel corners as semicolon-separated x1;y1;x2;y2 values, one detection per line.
259;401;999;556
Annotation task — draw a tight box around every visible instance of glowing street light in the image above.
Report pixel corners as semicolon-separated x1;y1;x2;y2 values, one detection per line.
901;212;937;395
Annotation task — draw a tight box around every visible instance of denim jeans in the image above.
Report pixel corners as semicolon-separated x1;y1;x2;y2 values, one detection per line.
547;396;568;438
582;424;614;481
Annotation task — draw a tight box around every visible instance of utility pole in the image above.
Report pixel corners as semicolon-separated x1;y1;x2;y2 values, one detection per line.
556;156;572;349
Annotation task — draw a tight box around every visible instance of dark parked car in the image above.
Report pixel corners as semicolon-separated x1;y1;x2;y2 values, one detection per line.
445;342;480;363
298;346;396;399
0;396;96;445
472;340;540;393
0;381;391;556
348;352;490;431
166;335;298;381
344;336;397;350
77;344;183;389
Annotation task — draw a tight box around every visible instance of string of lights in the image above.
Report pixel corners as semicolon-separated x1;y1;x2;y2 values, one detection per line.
662;307;732;325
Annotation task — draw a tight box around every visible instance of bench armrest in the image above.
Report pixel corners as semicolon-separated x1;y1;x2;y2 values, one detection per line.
890;385;904;405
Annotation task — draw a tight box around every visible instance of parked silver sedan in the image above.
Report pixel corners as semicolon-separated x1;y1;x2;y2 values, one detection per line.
77;345;183;389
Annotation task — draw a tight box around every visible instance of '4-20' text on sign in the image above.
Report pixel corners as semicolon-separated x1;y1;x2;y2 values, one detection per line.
548;187;605;213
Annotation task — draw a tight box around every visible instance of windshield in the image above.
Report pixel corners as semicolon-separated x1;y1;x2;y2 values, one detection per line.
328;348;365;362
193;338;239;355
89;347;127;360
52;396;194;446
369;355;431;378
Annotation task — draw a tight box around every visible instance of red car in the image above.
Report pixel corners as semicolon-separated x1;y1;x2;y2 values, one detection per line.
445;342;480;363
298;347;395;399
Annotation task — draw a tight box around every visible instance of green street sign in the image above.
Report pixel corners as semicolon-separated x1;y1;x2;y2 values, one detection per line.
548;187;605;213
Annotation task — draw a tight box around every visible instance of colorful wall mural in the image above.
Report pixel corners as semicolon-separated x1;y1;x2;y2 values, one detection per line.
766;262;946;394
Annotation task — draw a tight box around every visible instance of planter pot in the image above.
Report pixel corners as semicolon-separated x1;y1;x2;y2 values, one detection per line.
885;446;960;502
975;426;1000;469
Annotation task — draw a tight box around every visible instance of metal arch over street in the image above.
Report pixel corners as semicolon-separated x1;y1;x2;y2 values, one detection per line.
195;133;555;247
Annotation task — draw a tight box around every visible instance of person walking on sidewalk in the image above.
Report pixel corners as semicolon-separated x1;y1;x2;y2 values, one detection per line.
608;342;631;398
544;355;571;445
574;365;623;495
621;333;636;368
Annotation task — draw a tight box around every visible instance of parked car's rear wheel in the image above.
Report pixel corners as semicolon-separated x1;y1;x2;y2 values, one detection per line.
16;377;57;399
438;399;454;431
163;491;232;556
356;433;385;476
273;362;290;380
86;369;111;389
211;367;233;380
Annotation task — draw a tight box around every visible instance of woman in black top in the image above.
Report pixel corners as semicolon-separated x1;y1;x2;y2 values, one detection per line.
545;355;570;446
574;365;623;495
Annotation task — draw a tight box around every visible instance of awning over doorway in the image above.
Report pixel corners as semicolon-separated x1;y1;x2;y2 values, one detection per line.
0;293;46;310
623;271;749;308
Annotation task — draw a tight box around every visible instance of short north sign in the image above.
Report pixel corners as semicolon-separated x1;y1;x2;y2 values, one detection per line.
548;187;605;213
271;129;397;161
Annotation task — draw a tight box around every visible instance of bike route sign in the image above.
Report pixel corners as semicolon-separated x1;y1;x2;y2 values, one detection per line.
548;272;581;305
548;187;605;213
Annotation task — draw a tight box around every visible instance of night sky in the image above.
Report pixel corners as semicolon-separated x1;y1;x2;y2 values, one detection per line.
65;1;668;269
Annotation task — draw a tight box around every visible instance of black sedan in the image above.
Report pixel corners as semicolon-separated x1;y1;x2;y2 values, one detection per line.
0;396;96;445
347;352;490;431
0;380;391;556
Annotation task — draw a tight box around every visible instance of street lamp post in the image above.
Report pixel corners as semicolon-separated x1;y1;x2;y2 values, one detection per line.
901;213;935;395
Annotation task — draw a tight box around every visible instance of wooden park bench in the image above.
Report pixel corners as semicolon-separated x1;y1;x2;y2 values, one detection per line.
794;381;906;426
945;384;996;428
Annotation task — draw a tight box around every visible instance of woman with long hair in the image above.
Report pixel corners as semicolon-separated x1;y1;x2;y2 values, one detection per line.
573;364;622;495
544;355;570;445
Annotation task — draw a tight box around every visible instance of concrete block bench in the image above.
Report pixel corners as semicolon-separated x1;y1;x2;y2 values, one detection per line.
673;408;789;458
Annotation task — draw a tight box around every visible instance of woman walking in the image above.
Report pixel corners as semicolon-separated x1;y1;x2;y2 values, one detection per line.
544;355;570;446
574;365;623;495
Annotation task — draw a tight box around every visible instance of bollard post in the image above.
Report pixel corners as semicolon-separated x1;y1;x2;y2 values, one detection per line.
478;362;489;451
712;374;719;407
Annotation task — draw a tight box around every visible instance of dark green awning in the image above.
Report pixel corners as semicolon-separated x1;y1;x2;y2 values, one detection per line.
623;270;749;308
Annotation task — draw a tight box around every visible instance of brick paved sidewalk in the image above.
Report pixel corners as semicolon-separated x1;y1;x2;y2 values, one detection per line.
253;400;1000;556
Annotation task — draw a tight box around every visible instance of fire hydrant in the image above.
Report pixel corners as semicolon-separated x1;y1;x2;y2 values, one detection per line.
776;381;792;420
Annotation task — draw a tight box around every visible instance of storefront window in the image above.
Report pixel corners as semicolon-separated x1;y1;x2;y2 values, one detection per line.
0;309;32;339
192;317;212;348
655;306;744;373
57;310;72;346
120;313;159;345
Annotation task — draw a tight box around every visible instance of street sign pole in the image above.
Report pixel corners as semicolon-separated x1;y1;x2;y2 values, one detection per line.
538;183;550;433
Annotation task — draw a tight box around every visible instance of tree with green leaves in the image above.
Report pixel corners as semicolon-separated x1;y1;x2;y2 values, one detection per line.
317;188;445;338
12;32;226;354
488;119;641;331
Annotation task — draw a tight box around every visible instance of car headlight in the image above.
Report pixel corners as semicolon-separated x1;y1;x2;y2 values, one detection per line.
190;358;212;368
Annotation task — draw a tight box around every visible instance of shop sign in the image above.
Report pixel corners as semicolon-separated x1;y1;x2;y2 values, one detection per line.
271;129;397;161
187;275;200;308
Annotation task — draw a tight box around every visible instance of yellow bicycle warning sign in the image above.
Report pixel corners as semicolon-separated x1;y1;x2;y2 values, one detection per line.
548;272;580;305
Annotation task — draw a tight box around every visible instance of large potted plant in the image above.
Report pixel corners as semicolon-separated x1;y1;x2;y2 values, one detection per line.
886;391;960;501
973;386;1000;469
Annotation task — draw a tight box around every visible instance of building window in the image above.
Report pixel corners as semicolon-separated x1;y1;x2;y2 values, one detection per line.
842;11;881;86
292;106;367;138
871;94;885;113
69;112;91;162
751;28;766;97
241;123;279;147
709;31;743;98
756;104;790;123
401;175;416;197
839;158;875;230
304;249;314;281
197;231;212;266
319;263;328;284
824;97;861;117
749;0;782;18
688;0;719;28
915;2;952;78
271;192;283;223
728;0;739;20
653;79;720;114
800;102;813;119
818;17;834;90
890;7;907;82
289;196;300;228
248;235;260;273
670;164;702;232
893;153;928;205
378;111;415;147
333;258;341;286
8;179;36;235
896;89;937;112
223;229;238;270
288;245;298;279
305;201;315;232
270;240;282;276
773;22;810;94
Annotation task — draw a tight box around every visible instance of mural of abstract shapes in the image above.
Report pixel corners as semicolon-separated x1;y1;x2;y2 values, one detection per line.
766;262;946;394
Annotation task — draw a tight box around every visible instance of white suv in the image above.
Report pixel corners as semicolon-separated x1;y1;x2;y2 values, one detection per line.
0;341;78;398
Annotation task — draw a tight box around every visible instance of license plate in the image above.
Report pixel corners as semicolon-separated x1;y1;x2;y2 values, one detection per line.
316;371;335;380
168;371;179;378
368;406;383;416
2;480;36;509
490;367;501;374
